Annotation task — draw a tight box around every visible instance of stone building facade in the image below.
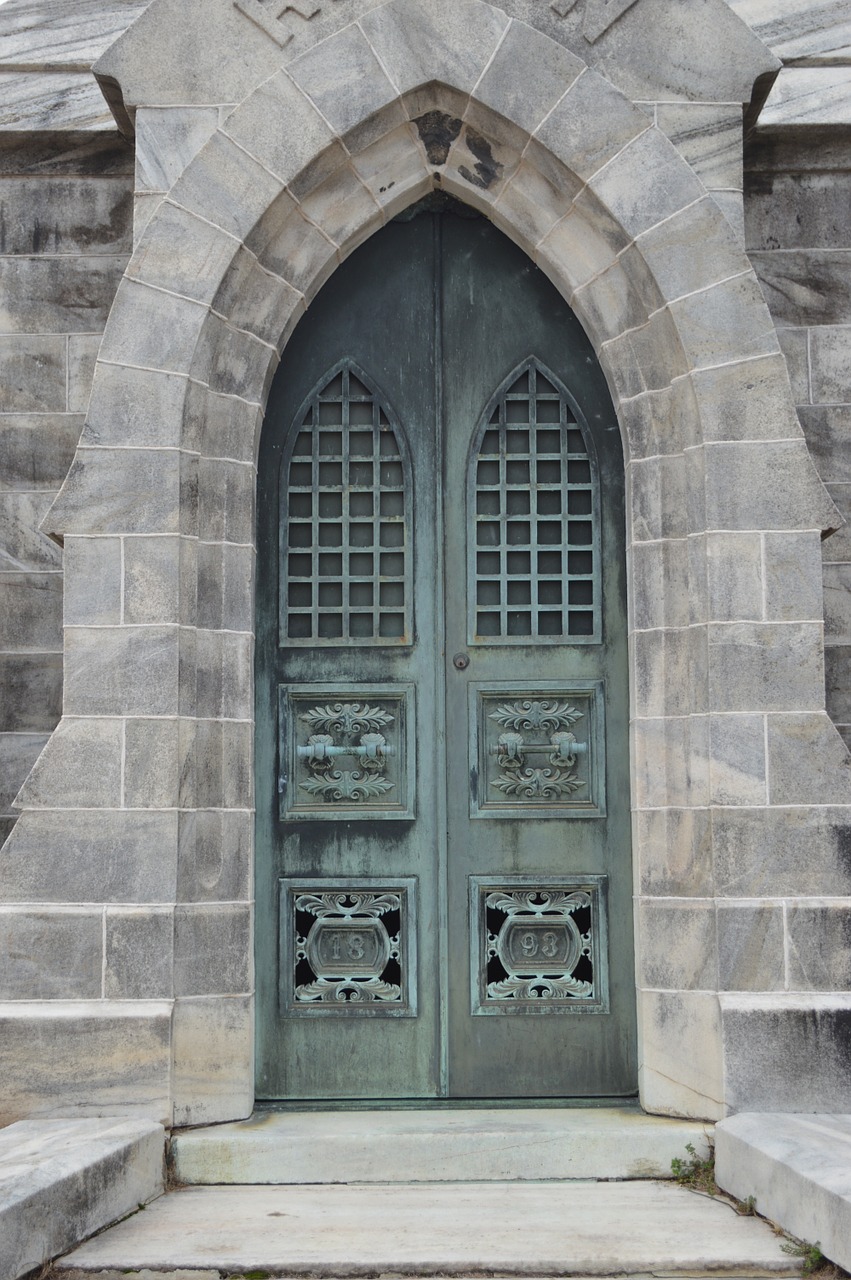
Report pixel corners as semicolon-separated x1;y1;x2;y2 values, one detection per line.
0;0;850;1126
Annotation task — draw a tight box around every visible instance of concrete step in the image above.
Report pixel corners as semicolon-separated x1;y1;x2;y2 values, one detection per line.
0;1117;164;1280
57;1180;800;1277
716;1112;851;1273
170;1106;710;1184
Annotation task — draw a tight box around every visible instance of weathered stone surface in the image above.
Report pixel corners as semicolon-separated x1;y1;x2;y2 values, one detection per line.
128;200;238;304
824;563;851;643
0;70;114;131
776;328;811;404
0;176;132;255
760;67;851;128
535;69;648;185
0;572;62;648
224;71;341;197
590;128;705;240
630;538;689;631
799;406;851;482
475;18;584;137
64;625;179;716
717;903;785;993
48;447;182;536
704;440;838;532
14;716;122;809
636;197;747;304
297;165;383;266
655;102;742;191
746;169;851;252
363;0;509;103
636;806;713;898
810;325;851;403
0;653;62;732
632;627;691;718
786;904;851;991
0;908;102;1000
0;732;47;812
721;994;851;1111
0;492;64;569
709;713;766;806
764;531;825;623
0;1114;164;1280
169;130;283;243
174;905;252;997
191;313;275;401
0;135;132;179
244;189;338;298
183;383;261;464
573;244;664;346
0;414;81;490
0;335;66;412
670;272;779;370
211;246;302;351
105;908;174;1000
135;106;219;193
716;1112;851;1274
63;535;121;626
98;278;207;375
637;900;715;990
190;718;252;810
171;995;252;1126
706;532;763;622
197;541;253;632
177;809;252;905
0;255;125;334
123;535;180;625
713;806;851;898
826;644;851;723
639;989;723;1120
123;717;181;809
767;713;851;806
633;714;708;810
708;621;824;713
290;22;401;151
752;250;851;326
82;363;187;450
67;333;102;414
0;1003;172;1125
0;0;147;69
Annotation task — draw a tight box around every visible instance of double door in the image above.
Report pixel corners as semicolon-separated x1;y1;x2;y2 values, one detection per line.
255;203;635;1099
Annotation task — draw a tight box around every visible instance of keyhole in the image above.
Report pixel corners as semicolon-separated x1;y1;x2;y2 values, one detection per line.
453;653;470;670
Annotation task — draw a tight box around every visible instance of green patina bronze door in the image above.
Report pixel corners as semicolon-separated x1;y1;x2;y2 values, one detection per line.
255;201;635;1100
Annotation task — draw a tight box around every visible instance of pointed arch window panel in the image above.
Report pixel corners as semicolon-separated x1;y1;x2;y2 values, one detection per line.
280;361;412;646
468;359;601;645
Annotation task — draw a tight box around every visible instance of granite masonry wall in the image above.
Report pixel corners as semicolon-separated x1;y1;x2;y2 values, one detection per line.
0;0;850;1127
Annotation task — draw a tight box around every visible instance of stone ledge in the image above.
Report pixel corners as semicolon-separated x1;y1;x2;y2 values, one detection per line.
715;1112;851;1272
0;1115;165;1280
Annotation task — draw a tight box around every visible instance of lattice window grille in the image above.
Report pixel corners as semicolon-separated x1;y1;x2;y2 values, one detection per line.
469;360;600;644
282;362;411;646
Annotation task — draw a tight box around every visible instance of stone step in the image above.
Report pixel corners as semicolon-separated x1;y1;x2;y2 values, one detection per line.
57;1180;800;1277
170;1106;710;1184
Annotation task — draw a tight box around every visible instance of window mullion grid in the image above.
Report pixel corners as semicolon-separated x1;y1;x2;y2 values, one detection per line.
528;364;539;640
499;397;508;637
372;397;380;639
341;367;351;640
310;398;320;640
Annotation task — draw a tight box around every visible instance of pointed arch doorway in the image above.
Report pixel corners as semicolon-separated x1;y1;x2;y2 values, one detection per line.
255;197;635;1101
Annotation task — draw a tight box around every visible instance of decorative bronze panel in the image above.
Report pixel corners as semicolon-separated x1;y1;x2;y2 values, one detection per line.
470;876;608;1015
278;683;415;820
470;682;605;818
279;878;417;1017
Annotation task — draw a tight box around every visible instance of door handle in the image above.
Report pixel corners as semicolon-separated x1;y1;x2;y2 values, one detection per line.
489;730;586;767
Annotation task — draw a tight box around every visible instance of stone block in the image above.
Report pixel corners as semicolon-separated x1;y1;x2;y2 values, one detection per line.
1;808;178;903
655;103;742;191
50;447;182;535
636;196;746;304
720;994;851;1112
14;716;122;809
706;532;762;622
0;336;66;412
244;190;338;299
0;137;132;180
289;22;402;152
618;379;699;459
177;809;252;905
810;325;851;403
535;69;649;186
589;128;705;240
708;621;824;714
474;19;584;136
183;383;261;465
709;713;766;807
712;191;745;245
603;306;689;399
121;718;180;810
535;202;620;298
211;246;303;352
224;71;341;198
133;191;163;246
0;413;81;490
689;354;804;445
196;457;254;546
776;329;810;405
67;333;102;415
787;904;851;992
0;573;62;649
670;272;779;370
128;200;238;305
0;1002;172;1125
638;989;723;1120
764;530;825;622
0;1116;164;1280
197;541;253;633
171;995;253;1126
0;908;102;1000
65;626;179;716
190;718;252;810
637;900;716;991
824;563;851;644
297;167;384;266
630;538;690;630
361;0;509;104
0;491;63;569
174;904;252;997
0;653;62;732
767;711;851;807
63;536;121;626
752;251;851;327
169;130;283;243
717;904;785;993
633;714;708;810
81;364;188;450
573;245;664;346
350;123;431;222
798;406;851;484
0;176;133;255
135;105;219;193
491;156;580;256
712;806;851;898
745;169;851;251
191;313;275;402
105;907;174;1000
98;279;207;376
826;645;851;724
636;806;713;898
715;1112;851;1274
0;732;47;812
0;256;124;335
123;535;180;626
632;627;691;718
704;440;837;533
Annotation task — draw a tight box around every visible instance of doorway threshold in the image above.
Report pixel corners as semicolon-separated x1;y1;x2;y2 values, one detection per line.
170;1104;709;1185
254;1094;640;1111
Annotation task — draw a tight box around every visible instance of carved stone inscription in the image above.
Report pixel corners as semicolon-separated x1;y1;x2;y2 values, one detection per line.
470;877;608;1015
279;684;415;819
471;683;605;818
280;879;417;1016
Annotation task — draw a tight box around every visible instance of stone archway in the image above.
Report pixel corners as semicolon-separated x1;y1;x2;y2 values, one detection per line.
4;0;848;1125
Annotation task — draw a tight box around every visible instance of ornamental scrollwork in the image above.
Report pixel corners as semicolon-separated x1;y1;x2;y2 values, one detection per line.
483;887;595;1004
291;888;408;1008
487;704;586;802
488;700;582;733
297;704;396;804
301;702;395;736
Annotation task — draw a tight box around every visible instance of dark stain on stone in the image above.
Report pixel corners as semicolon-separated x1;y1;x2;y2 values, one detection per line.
414;111;462;166
458;127;503;191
